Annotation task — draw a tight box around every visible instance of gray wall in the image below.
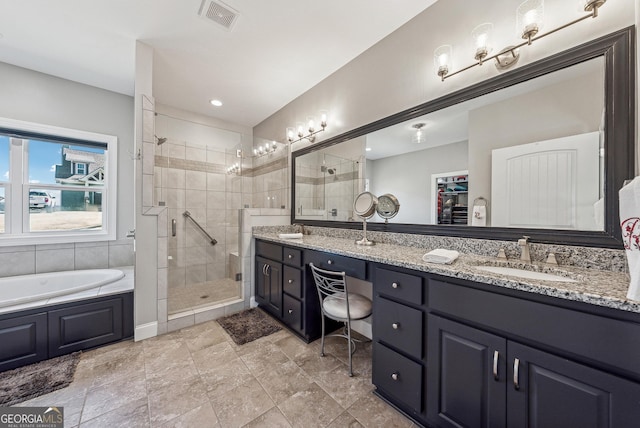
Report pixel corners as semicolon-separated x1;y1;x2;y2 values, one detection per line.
368;141;468;224
253;0;635;204
468;66;605;223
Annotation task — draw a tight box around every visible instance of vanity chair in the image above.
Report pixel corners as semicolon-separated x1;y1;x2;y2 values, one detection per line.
309;263;373;376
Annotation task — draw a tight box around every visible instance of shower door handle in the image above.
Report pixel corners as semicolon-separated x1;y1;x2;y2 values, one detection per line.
172;219;177;237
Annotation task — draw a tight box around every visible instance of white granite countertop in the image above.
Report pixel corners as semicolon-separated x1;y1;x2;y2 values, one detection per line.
254;233;640;315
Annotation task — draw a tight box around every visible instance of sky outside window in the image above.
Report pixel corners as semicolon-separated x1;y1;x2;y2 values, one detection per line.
0;136;8;182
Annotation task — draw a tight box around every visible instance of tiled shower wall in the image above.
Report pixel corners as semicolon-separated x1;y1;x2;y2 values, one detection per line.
250;140;288;209
153;127;248;290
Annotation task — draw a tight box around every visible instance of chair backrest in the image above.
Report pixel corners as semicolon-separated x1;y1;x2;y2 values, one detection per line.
309;263;350;316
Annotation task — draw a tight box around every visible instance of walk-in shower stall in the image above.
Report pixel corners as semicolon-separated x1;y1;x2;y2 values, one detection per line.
154;113;248;315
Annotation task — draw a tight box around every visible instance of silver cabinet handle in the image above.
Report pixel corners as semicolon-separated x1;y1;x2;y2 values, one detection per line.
513;358;520;390
288;309;293;314
327;260;333;265
392;282;398;289
288;254;293;259
262;264;267;275
391;373;398;381
288;279;293;284
493;351;499;381
265;264;270;276
392;323;399;330
171;219;177;237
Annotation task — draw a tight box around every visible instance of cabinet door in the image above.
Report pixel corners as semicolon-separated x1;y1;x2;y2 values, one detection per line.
507;342;640;428
256;257;282;316
0;312;47;372
427;315;507;428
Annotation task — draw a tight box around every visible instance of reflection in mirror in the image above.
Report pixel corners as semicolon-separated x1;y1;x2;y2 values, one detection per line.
295;57;605;231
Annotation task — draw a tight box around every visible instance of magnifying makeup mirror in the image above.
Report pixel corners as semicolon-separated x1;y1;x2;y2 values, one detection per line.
353;191;378;246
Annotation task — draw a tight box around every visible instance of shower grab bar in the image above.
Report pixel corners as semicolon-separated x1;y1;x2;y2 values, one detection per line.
183;210;217;246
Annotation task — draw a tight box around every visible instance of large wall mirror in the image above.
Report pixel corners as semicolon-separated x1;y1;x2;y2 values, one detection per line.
291;28;634;248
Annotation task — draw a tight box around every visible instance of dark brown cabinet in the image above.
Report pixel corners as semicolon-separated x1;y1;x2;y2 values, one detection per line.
0;292;133;372
255;239;330;342
256;256;282;317
427;279;640;428
372;264;428;423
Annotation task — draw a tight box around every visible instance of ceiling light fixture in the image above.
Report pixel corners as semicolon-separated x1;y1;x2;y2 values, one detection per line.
287;111;328;144
412;123;427;144
435;0;606;81
210;99;223;107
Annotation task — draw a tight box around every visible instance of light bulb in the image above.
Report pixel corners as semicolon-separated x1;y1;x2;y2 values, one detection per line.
523;9;538;26
271;141;278;149
320;111;328;127
297;124;305;138
286;127;295;142
307;117;316;133
253;148;258;156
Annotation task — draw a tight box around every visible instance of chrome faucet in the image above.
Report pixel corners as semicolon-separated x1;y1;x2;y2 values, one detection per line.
518;236;531;262
292;223;306;235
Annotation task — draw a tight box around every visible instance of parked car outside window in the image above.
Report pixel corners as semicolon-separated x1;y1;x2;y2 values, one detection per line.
29;191;55;212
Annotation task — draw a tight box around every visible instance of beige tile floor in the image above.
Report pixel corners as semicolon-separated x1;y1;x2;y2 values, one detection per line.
15;318;416;428
168;279;242;315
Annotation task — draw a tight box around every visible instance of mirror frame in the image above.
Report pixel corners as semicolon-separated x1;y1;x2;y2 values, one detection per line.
291;27;635;249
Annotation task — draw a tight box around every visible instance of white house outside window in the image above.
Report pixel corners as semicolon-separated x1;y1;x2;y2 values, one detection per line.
0;117;117;246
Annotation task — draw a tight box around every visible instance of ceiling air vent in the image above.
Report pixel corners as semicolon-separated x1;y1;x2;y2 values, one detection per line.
198;0;240;31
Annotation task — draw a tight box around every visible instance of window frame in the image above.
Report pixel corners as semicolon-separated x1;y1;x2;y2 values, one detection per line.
0;117;117;246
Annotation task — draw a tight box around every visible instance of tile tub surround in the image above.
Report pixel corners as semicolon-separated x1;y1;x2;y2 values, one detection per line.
253;229;639;314
0;240;134;278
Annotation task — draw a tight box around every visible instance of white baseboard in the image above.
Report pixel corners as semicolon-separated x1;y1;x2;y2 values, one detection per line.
351;318;372;340
134;321;158;341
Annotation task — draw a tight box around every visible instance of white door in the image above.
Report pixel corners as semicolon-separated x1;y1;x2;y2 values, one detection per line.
491;132;600;230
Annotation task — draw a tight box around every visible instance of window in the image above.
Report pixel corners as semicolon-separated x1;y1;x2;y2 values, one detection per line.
0;118;117;246
74;162;87;175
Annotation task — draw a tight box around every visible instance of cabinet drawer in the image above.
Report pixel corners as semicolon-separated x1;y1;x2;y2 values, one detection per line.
256;240;282;261
429;279;640;378
374;297;423;359
283;266;303;298
373;342;422;413
375;267;423;305
305;250;366;280
283;294;303;334
283;247;303;267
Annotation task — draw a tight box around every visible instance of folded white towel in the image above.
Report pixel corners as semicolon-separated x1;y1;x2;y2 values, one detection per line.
278;233;303;239
423;249;460;264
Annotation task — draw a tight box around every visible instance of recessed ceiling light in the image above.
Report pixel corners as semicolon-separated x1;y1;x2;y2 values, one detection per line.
210;99;223;107
365;147;372;152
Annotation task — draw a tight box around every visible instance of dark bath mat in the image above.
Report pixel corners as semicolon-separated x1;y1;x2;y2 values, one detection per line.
217;308;283;345
0;352;81;406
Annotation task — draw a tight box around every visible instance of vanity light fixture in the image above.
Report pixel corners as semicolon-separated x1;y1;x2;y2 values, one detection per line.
226;162;240;175
412;123;427;144
253;140;279;157
436;0;606;81
286;111;328;144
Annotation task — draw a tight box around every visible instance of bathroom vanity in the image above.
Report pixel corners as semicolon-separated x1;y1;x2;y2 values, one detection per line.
253;233;640;427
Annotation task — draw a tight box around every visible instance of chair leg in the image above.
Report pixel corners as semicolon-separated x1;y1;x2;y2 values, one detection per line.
320;314;326;357
346;320;353;377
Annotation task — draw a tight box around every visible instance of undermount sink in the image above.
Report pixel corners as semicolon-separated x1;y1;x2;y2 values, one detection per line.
472;264;579;283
